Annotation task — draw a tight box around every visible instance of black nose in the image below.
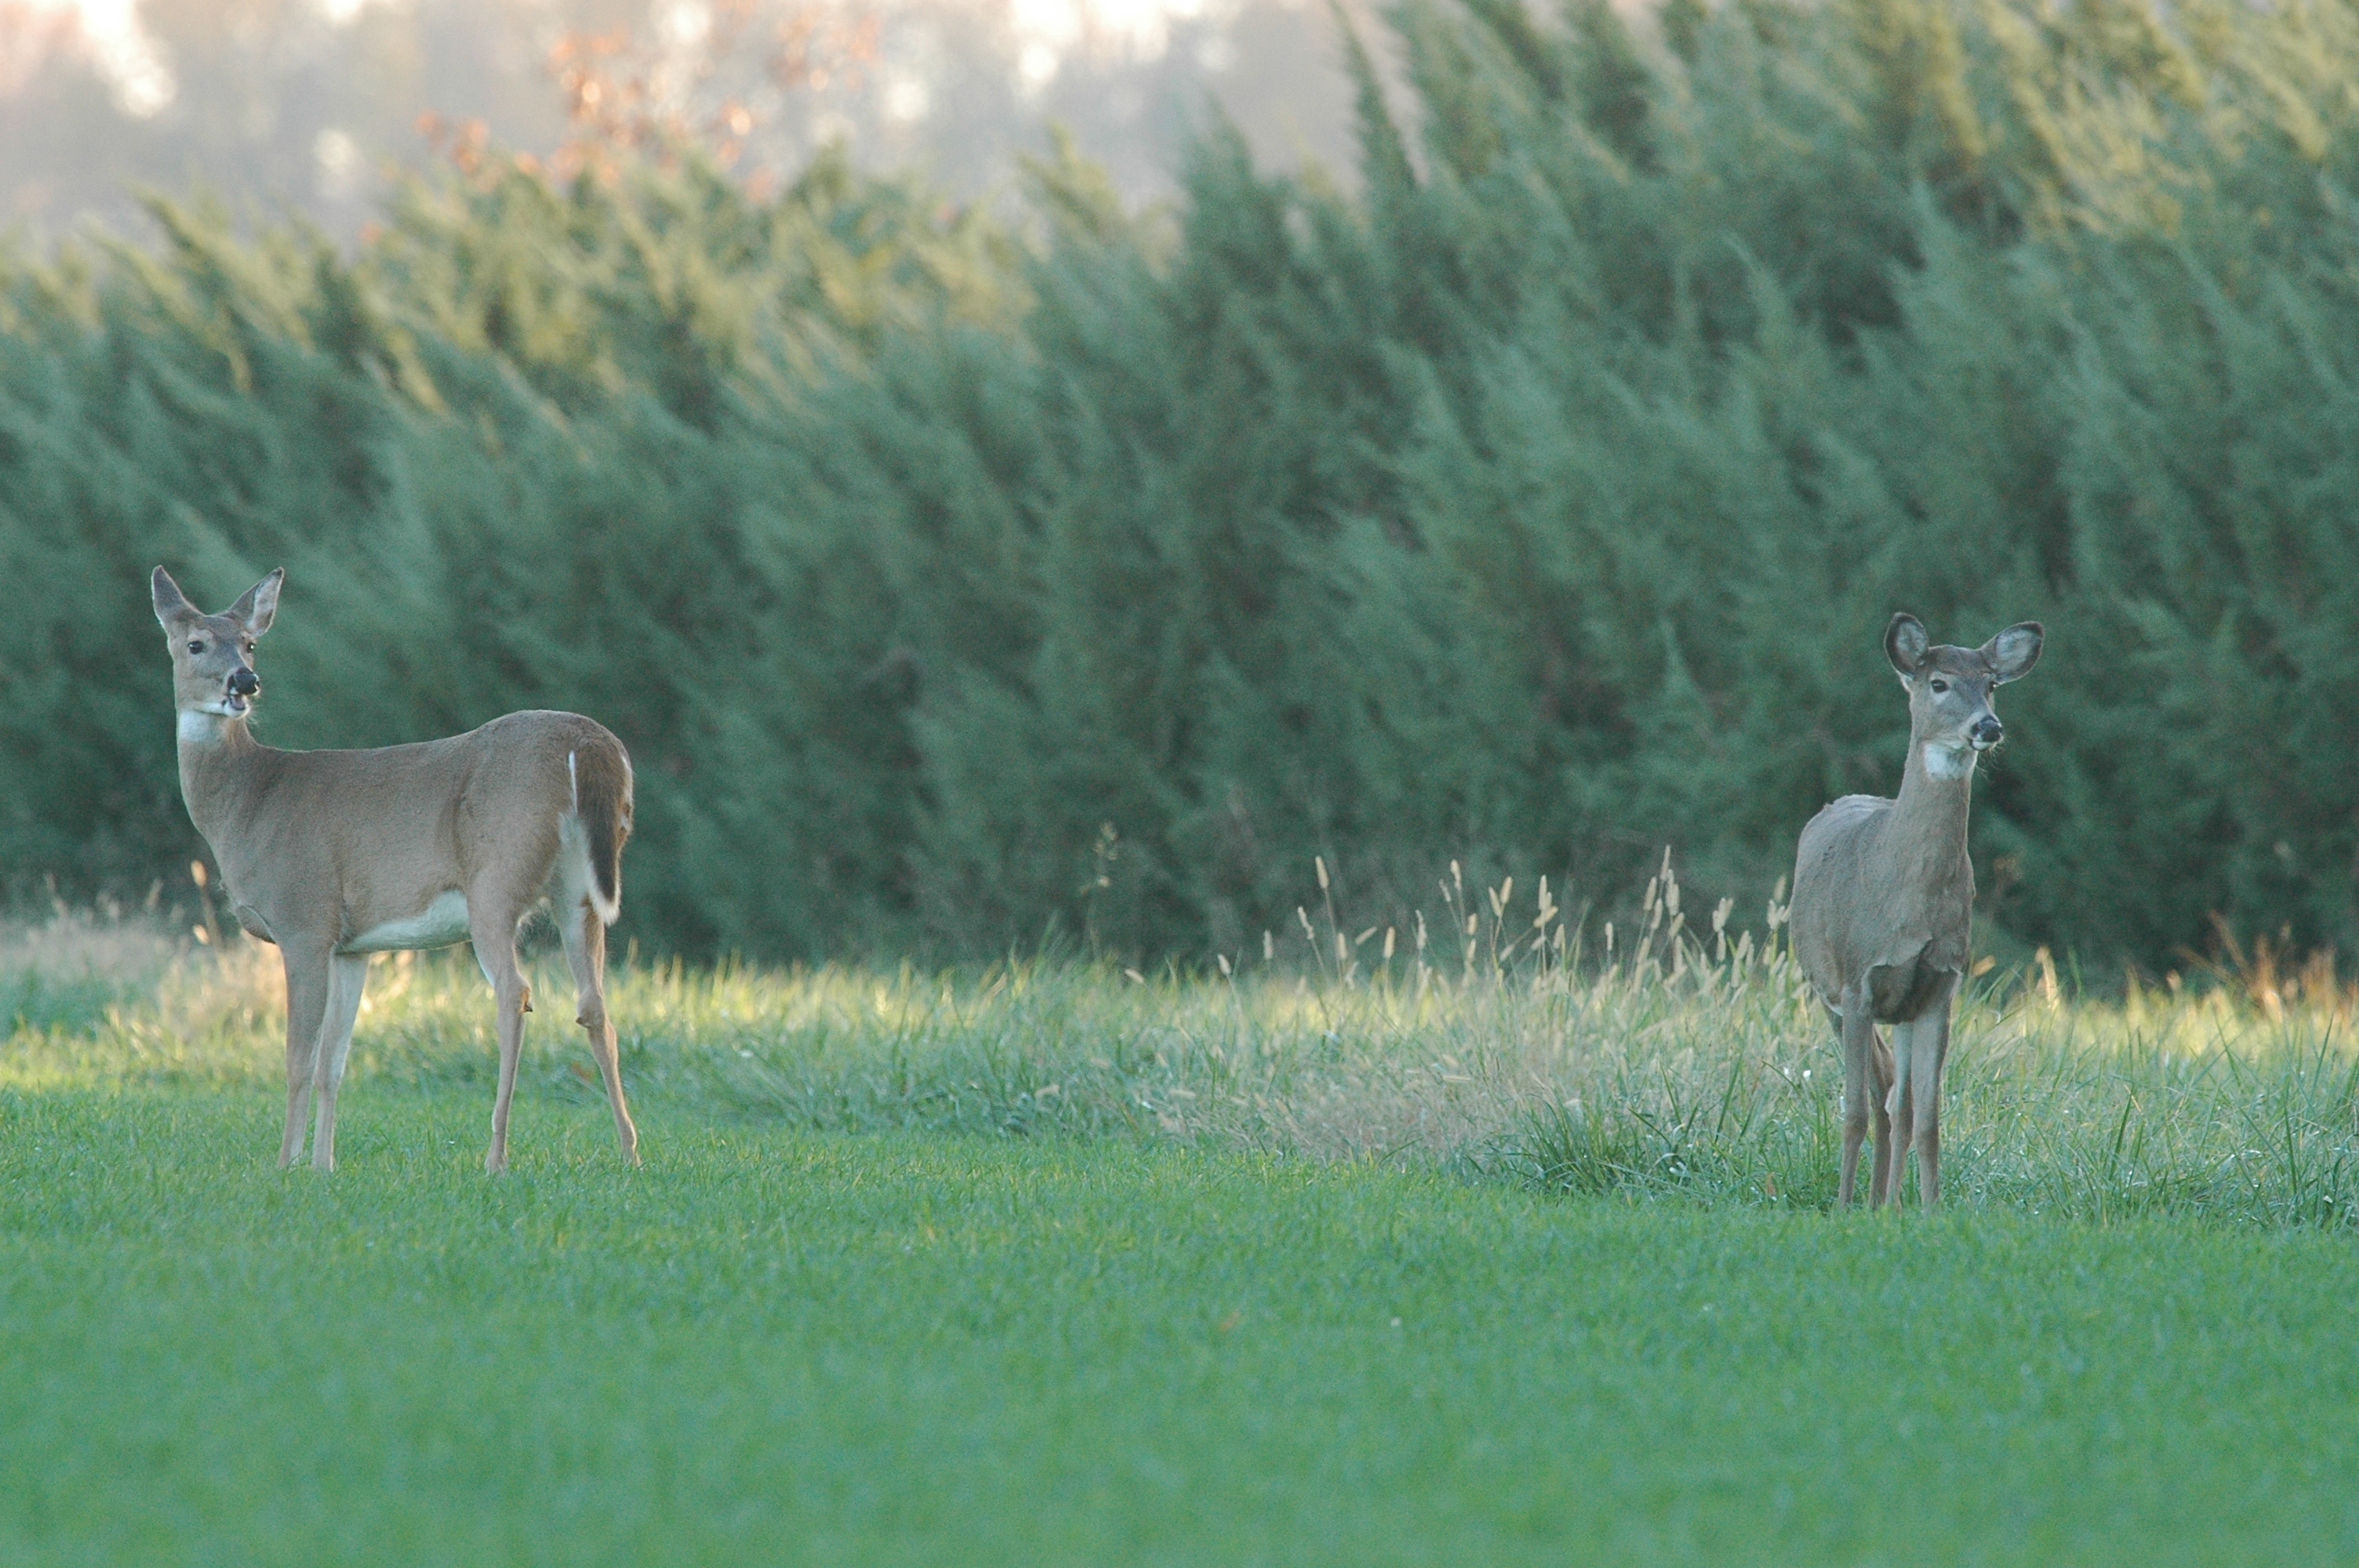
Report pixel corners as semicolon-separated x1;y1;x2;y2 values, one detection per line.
1972;716;2003;745
227;668;260;697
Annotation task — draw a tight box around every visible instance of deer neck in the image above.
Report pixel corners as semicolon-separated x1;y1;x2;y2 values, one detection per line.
175;711;271;844
1890;733;1976;879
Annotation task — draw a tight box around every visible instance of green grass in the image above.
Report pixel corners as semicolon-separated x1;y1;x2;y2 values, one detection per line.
4;1087;2358;1566
5;895;2359;1562
10;871;2359;1227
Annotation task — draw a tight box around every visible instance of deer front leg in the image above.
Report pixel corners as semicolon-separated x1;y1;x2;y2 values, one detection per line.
278;946;333;1169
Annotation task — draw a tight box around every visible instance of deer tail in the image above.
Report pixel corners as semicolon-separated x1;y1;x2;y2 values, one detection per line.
569;735;633;926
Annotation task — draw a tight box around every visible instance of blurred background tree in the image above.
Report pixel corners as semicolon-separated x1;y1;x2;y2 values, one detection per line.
8;0;2359;980
0;0;1383;240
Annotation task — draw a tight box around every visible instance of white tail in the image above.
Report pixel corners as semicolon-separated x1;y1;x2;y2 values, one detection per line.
1788;612;2043;1208
152;565;640;1174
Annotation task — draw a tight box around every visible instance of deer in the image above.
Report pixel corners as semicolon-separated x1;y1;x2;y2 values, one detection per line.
151;565;640;1174
1789;612;2042;1209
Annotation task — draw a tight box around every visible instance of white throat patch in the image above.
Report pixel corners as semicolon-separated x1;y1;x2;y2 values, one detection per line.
1921;742;1977;781
178;710;225;743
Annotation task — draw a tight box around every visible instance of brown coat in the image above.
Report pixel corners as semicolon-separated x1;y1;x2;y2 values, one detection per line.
154;564;640;1175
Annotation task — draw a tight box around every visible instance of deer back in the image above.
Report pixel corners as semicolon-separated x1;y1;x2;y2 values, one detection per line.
183;710;618;949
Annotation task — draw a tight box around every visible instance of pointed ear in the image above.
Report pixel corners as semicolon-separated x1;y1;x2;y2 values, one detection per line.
1983;622;2044;684
1885;612;1929;682
228;568;285;637
152;566;195;630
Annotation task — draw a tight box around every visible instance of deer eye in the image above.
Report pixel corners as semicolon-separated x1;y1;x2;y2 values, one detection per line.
1929;678;1949;694
188;641;205;655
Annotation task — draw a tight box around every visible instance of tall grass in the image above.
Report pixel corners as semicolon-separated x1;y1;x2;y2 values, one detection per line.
5;862;2354;1229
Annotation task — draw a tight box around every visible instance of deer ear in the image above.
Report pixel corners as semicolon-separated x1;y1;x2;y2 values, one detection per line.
152;566;195;630
1885;613;1930;682
228;568;285;636
1983;622;2043;683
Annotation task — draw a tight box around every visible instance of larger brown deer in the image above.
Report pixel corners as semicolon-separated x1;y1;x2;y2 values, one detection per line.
151;566;640;1174
1790;612;2042;1208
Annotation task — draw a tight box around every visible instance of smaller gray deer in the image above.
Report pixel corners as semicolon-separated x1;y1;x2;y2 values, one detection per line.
1790;613;2042;1207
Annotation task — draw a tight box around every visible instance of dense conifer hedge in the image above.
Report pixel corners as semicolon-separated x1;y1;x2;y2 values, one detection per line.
9;0;2359;971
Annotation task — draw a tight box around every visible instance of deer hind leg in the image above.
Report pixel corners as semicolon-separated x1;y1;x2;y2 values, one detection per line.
278;947;333;1169
471;902;533;1176
1868;1026;1896;1207
559;895;638;1165
1836;997;1881;1208
1882;1022;1915;1207
1906;991;1956;1207
309;953;370;1173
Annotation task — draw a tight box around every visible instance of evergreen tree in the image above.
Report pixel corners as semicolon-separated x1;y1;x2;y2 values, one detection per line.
11;0;2359;972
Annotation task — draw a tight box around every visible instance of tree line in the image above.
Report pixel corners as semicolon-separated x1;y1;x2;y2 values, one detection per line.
8;0;2359;974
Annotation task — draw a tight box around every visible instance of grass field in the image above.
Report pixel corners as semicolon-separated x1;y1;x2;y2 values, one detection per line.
4;889;2359;1563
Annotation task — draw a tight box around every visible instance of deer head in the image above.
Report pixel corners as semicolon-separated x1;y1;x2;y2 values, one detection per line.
1885;612;2043;780
153;567;283;733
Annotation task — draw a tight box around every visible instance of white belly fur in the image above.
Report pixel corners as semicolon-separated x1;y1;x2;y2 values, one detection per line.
343;890;472;953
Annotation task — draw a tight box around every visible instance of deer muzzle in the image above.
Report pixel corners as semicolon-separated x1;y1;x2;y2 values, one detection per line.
1969;715;2003;750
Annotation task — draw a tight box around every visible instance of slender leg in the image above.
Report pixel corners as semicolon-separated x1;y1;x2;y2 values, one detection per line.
1836;991;1879;1208
310;953;371;1173
1827;1004;1856;1206
1908;981;1957;1207
471;907;532;1175
559;898;638;1164
278;947;333;1169
1883;1022;1915;1207
1868;1025;1895;1207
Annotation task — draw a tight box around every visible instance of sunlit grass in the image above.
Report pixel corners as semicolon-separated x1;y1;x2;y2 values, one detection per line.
5;884;2359;1560
5;863;2356;1228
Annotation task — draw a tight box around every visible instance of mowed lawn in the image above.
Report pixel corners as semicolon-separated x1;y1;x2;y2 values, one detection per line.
2;1085;2356;1566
